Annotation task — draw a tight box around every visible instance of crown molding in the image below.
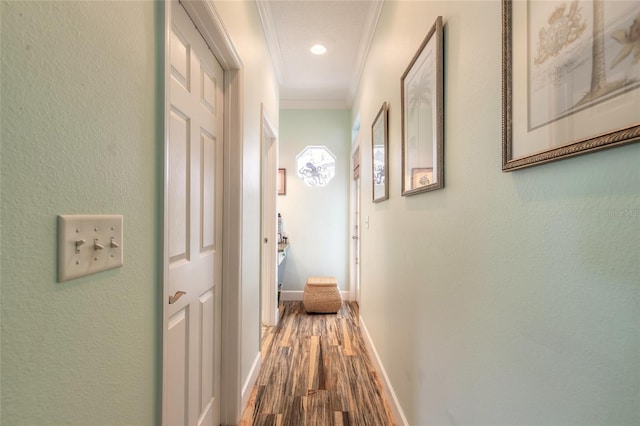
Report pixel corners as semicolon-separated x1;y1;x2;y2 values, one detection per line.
280;99;350;110
347;0;384;106
257;0;383;108
256;0;285;83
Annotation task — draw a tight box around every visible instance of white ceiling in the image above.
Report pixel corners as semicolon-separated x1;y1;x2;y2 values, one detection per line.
256;0;384;109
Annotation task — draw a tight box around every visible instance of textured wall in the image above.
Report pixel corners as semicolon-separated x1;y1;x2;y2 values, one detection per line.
1;1;159;423
353;1;640;425
278;109;351;292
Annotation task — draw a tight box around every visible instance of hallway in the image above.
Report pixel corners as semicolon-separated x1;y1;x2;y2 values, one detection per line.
239;301;395;425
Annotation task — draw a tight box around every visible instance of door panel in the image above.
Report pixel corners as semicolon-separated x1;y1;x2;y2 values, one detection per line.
199;290;214;411
165;2;223;425
201;132;216;251
167;309;188;425
169;108;190;263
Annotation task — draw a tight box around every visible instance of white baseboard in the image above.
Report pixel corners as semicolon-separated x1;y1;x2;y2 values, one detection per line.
280;290;351;301
240;351;261;414
280;290;303;301
360;317;409;426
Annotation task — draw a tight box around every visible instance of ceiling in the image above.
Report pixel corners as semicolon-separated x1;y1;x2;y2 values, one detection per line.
256;0;384;109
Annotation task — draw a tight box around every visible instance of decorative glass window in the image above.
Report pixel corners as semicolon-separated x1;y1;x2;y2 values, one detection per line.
296;146;336;187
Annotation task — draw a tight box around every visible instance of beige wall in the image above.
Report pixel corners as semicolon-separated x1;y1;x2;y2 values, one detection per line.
353;1;640;425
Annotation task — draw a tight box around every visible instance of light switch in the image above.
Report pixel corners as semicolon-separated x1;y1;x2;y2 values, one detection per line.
58;215;123;282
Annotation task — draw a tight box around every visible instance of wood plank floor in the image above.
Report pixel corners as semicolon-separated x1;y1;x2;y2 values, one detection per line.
239;301;395;426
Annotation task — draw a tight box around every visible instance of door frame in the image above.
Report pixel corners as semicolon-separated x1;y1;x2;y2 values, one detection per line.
162;1;244;424
349;139;361;304
260;104;279;327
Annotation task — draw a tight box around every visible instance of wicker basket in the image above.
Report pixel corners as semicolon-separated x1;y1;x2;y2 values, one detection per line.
303;276;342;313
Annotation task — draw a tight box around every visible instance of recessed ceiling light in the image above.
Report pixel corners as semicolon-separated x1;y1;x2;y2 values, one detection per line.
310;44;327;55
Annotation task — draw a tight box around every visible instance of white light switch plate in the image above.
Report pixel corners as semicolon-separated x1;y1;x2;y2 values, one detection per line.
58;215;123;282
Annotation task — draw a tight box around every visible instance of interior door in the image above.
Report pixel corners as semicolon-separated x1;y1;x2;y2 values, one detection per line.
354;178;361;303
351;146;361;303
260;109;278;327
164;2;223;425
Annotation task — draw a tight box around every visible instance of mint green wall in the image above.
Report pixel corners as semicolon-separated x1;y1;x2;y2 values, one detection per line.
1;2;159;424
353;1;639;425
278;109;351;292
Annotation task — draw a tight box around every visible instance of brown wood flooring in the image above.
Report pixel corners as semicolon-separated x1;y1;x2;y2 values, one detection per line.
239;301;395;426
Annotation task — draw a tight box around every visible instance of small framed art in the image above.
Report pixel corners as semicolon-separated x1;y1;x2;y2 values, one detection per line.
372;102;389;202
411;168;434;188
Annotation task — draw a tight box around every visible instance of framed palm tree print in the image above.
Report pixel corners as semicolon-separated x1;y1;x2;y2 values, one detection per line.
401;16;444;196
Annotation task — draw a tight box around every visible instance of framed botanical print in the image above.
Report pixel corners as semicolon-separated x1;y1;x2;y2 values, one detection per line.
411;168;434;188
502;0;640;171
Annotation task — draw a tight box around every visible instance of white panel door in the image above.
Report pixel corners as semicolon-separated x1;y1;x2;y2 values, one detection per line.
165;3;223;425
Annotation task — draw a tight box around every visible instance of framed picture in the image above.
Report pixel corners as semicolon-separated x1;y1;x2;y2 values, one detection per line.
411;168;434;188
372;102;389;203
401;16;444;196
502;0;640;171
295;146;336;187
278;168;286;195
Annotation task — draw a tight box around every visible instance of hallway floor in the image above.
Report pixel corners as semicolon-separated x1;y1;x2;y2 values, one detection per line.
239;301;395;425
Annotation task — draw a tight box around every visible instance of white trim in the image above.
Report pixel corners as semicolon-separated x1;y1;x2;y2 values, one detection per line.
280;290;351;302
346;0;384;106
280;291;302;301
360;317;409;426
255;0;285;84
220;67;245;426
182;1;242;70
349;137;361;304
241;352;262;413
163;1;245;425
260;104;279;327
180;3;245;424
280;98;350;110
161;3;171;424
257;0;383;109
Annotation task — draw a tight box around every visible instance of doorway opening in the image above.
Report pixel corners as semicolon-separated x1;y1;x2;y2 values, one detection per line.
350;134;362;304
260;104;279;335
